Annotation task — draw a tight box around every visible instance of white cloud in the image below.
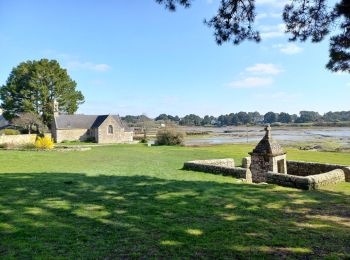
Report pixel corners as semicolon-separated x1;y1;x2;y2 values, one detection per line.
256;12;281;21
260;24;285;39
66;61;111;72
256;0;288;8
246;63;283;75
274;43;303;55
226;63;283;89
227;77;273;88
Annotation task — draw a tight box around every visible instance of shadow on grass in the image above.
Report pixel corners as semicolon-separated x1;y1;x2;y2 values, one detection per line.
0;172;350;258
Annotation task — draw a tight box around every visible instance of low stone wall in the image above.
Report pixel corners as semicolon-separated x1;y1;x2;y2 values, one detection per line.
242;157;251;168
0;134;37;145
287;160;350;182
55;129;89;143
184;158;235;168
183;159;251;181
266;169;346;190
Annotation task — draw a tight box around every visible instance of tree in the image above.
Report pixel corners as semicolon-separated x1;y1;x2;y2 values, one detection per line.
155;114;169;121
155;114;180;122
179;114;202;126
278;112;292;123
264;112;278;124
230;113;239;125
237;111;250;125
11;112;45;134
0;59;85;126
296;111;321;123
248;111;262;124
157;0;350;72
201;115;214;126
217;114;228;126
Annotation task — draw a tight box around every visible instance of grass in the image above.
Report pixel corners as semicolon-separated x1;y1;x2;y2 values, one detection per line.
0;144;350;258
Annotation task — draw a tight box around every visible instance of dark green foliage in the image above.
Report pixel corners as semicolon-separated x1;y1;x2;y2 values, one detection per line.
179;114;202;126
140;137;148;143
204;0;260;45
283;0;333;43
323;111;350;122
326;1;350;72
201;115;215;126
236;111;250;125
155;114;180;122
0;59;85;126
296;111;322;123
156;128;185;145
278;112;292;123
264;112;278;124
176;110;350;126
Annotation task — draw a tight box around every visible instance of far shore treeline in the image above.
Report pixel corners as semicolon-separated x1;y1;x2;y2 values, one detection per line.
122;111;350;127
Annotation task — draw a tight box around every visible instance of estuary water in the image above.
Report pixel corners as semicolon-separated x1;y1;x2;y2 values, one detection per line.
183;127;350;146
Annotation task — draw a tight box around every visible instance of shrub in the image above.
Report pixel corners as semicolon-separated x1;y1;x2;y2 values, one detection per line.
35;136;54;150
0;143;8;149
155;128;185;146
139;137;148;143
20;143;36;150
0;143;16;149
0;129;20;135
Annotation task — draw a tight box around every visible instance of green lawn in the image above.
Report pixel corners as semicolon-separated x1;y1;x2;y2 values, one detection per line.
0;144;350;259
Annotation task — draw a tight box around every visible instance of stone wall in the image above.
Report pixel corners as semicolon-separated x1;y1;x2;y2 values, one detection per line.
242;157;251;168
287;160;350;182
96;116;133;144
183;159;252;181
249;154;287;183
55;129;89;143
0;134;37;145
266;169;346;190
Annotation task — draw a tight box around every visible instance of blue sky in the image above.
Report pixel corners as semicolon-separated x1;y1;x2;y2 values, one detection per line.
0;0;349;117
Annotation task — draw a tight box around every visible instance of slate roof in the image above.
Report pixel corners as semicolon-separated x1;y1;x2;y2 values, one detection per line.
251;125;285;156
54;114;131;131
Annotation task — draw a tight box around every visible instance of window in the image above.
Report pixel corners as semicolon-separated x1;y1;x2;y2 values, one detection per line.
108;125;113;134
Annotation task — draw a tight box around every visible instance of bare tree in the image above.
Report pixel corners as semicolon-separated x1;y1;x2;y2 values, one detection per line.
11;112;46;134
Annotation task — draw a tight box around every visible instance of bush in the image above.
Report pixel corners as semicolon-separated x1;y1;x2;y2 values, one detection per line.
155;128;185;146
0;143;9;149
20;143;36;150
35;136;54;150
0;129;20;135
139;137;148;143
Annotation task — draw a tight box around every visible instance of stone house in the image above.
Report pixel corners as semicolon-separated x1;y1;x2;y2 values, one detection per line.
51;114;133;143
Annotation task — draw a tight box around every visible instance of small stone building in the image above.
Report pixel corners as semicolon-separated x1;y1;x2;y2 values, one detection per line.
51;114;133;144
249;125;287;182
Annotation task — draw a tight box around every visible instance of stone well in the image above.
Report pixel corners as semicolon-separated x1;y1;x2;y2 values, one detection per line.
249;125;287;183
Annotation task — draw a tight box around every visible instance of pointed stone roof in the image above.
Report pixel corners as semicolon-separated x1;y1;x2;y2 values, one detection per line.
250;125;285;156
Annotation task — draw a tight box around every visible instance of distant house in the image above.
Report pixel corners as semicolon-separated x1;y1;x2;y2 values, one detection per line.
51;114;133;143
